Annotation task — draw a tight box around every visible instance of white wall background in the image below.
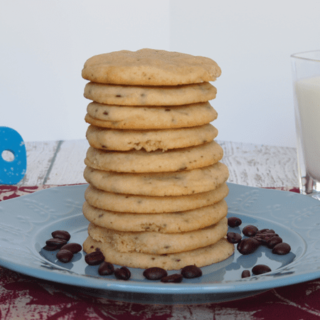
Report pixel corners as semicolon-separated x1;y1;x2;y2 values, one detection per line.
1;0;320;147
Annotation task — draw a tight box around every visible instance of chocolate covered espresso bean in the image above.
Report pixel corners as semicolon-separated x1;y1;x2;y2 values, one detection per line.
61;243;82;254
266;236;282;249
181;265;202;279
52;230;71;241
254;233;279;246
227;232;242;244
257;229;275;235
252;264;271;275
237;238;260;255
161;274;183;283
56;249;73;263
241;270;251;278
272;243;291;255
115;267;131;280
46;238;67;248
85;250;105;265
228;217;242;228
98;262;114;276
242;225;258;237
143;267;167;280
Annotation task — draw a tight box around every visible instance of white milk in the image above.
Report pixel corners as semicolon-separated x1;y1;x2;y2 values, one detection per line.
295;76;320;181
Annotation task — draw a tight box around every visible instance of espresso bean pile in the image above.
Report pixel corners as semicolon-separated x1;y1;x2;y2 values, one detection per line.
144;265;202;283
85;249;132;280
43;230;82;263
227;217;292;278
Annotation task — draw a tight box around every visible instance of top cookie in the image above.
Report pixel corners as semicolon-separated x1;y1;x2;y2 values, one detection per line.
82;49;221;86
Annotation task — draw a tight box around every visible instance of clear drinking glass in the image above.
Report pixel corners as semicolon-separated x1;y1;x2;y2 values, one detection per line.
291;51;320;198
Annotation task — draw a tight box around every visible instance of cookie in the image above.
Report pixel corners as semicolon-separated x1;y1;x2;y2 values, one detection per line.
84;141;223;173
88;217;227;254
86;124;218;152
85;101;217;129
84;183;229;213
82;200;228;233
84;82;217;106
83;162;229;196
82;48;221;86
83;236;234;270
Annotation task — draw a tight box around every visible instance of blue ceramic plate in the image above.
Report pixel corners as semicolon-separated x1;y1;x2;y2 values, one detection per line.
0;183;319;304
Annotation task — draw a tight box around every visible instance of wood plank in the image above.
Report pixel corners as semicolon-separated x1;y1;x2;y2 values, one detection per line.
18;141;59;186
45;139;89;185
219;141;298;188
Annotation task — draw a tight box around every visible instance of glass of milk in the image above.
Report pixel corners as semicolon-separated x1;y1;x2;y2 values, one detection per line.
292;51;320;198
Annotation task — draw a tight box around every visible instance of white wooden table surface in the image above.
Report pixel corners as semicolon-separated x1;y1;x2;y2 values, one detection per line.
17;140;299;188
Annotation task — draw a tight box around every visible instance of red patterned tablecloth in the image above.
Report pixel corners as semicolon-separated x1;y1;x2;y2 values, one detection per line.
1;185;320;320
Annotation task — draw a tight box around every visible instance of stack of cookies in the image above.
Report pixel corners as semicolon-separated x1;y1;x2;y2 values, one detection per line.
81;49;234;270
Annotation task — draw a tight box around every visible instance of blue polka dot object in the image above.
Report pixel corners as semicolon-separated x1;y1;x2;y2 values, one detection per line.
0;127;27;185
